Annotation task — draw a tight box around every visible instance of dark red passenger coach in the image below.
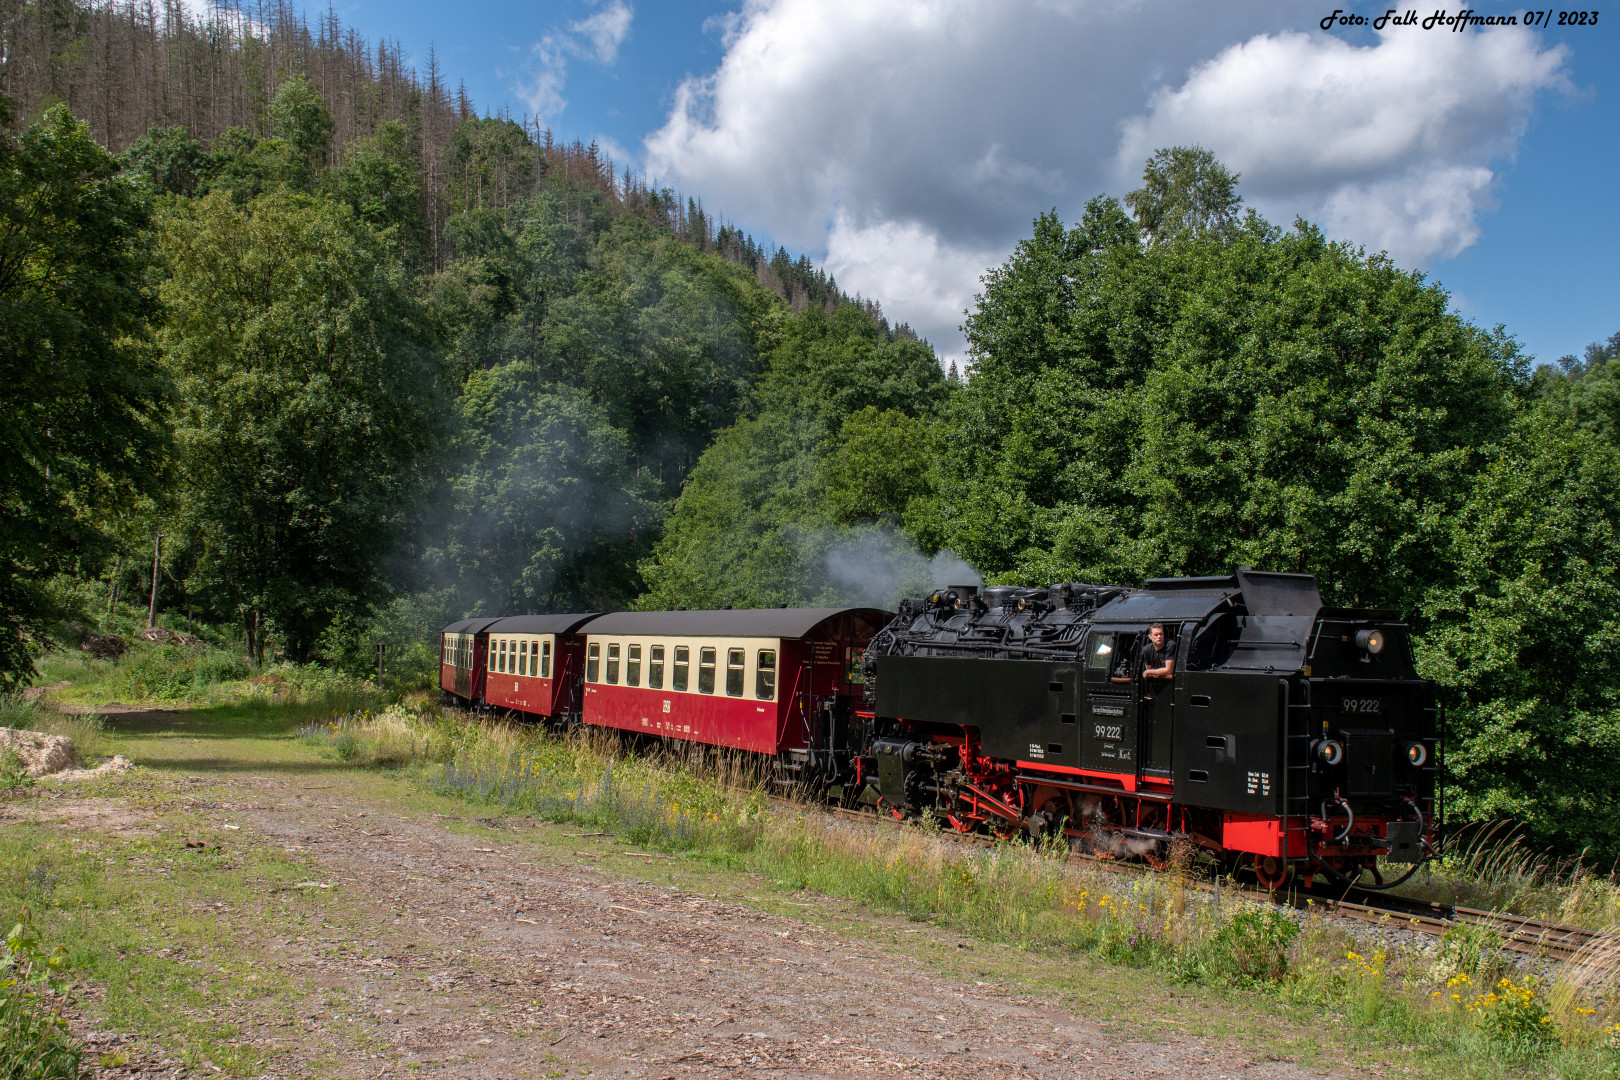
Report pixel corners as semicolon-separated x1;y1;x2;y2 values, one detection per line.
579;608;889;758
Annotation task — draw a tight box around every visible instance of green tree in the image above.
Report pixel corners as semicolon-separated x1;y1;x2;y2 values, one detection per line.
119;125;209;196
1417;409;1620;856
444;368;660;613
636;303;951;609
159;189;444;660
0;105;166;688
1124;145;1243;246
266;74;334;178
927;199;1520;616
322;121;430;269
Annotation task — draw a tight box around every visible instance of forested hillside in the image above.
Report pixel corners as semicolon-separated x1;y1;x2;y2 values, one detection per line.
0;0;916;681
2;6;1616;861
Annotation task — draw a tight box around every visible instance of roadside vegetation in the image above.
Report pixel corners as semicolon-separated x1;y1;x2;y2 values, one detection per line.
298;704;1620;1079
2;638;1617;1077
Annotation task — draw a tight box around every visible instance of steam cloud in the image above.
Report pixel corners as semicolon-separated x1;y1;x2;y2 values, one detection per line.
811;526;983;609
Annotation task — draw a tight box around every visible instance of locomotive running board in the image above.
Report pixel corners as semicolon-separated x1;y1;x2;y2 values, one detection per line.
1014;773;1174;803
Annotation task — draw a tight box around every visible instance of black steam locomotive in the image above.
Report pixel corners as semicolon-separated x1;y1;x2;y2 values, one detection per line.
856;567;1438;889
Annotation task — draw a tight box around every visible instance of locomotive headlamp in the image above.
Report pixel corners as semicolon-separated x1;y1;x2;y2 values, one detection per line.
1405;741;1428;767
1314;739;1345;766
1355;629;1386;654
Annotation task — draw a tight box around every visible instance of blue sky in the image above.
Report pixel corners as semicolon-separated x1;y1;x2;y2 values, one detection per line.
308;0;1615;366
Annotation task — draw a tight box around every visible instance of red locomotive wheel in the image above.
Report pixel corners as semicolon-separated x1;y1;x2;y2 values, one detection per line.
1253;854;1292;892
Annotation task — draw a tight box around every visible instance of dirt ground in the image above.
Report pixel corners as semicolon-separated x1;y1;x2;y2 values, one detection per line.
16;710;1362;1080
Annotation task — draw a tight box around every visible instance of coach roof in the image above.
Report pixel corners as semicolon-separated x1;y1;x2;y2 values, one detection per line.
484;613;602;635
442;617;505;635
584;607;891;639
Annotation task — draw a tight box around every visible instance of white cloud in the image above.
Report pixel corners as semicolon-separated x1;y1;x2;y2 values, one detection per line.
1116;21;1569;262
644;0;1569;359
575;1;633;64
510;2;635;126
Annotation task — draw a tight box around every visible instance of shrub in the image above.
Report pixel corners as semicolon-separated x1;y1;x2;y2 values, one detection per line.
1205;908;1300;987
0;908;81;1080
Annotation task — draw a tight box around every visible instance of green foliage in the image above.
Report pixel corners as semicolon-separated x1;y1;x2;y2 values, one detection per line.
321;121;429;268
933;198;1520;617
119;126;208;196
1124;144;1243;245
0;908;81;1080
265;75;333;177
158;188;445;660
1203;908;1300;987
1415;409;1620;855
446;371;658;613
111;644;249;701
636;303;951;609
0;105;167;691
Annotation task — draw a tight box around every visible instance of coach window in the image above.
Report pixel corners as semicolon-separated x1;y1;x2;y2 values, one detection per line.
520;640;529;676
756;650;776;700
724;648;745;697
649;645;665;689
673;646;690;691
586;643;600;682
541;640;552;678
501;640;510;673
698;648;717;694
607;643;621;684
627;644;642;687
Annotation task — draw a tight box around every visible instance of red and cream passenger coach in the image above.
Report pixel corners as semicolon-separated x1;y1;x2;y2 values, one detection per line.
579;608;888;758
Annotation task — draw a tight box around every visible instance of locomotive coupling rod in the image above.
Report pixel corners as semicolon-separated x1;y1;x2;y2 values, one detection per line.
959;781;1025;823
1013;774;1174;803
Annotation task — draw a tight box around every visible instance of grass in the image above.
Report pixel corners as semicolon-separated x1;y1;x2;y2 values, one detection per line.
1400;823;1620;930
0;695;115;762
300;705;1620;1079
32;639;375;710
9;637;1620;1079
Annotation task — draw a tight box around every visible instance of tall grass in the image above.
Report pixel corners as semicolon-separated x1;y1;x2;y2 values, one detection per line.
302;707;1620;1077
0;695;112;761
1403;823;1620;930
31;639;380;711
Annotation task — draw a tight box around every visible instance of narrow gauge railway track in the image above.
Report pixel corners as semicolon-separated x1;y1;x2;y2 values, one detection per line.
808;801;1614;963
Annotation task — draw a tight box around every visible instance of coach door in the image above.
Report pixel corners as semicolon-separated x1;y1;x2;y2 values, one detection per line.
1082;630;1139;774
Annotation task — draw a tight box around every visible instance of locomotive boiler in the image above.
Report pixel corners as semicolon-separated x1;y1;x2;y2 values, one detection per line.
859;567;1438;889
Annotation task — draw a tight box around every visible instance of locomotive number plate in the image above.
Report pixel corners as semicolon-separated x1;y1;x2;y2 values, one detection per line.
1093;724;1123;741
1341;698;1384;715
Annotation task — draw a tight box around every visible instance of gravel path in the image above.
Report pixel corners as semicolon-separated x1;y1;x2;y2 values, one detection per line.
165;775;1345;1080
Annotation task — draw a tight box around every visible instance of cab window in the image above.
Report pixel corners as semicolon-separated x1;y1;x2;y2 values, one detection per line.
606;642;620;684
649;645;664;689
1086;632;1117;677
756;650;776;700
726;648;745;697
698;647;716;694
673;646;690;691
586;643;600;682
627;644;642;687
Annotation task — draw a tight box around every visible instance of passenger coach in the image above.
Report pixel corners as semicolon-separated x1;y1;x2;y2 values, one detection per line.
579;608;888;765
479;613;600;720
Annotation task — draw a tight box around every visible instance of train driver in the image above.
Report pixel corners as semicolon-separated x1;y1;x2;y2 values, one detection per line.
1139;622;1176;680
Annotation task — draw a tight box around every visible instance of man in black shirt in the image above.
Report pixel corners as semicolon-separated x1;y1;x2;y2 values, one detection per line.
1140;622;1176;680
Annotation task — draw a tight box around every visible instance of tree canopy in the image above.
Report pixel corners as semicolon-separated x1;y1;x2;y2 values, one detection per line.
0;105;166;689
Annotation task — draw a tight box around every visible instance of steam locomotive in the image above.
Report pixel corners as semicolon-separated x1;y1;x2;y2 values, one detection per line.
441;567;1438;889
859;567;1438;890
